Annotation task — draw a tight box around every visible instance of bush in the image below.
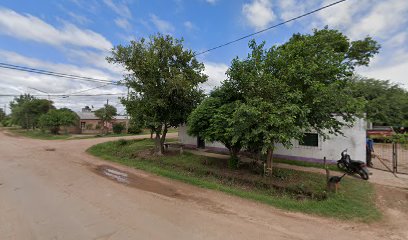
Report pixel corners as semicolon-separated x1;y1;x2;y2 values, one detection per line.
85;123;93;130
1;116;12;127
112;123;125;134
118;139;128;146
127;120;143;134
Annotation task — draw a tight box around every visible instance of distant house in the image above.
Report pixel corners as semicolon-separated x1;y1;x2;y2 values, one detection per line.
68;111;129;134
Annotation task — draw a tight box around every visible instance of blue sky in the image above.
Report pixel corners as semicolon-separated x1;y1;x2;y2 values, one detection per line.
0;0;407;112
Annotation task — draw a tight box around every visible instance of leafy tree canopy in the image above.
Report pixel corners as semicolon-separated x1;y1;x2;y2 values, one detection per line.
39;108;78;134
349;76;408;126
10;94;54;129
107;34;207;154
94;104;117;133
188;27;379;171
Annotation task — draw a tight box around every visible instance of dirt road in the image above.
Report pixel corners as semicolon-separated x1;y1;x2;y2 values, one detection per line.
1;129;407;240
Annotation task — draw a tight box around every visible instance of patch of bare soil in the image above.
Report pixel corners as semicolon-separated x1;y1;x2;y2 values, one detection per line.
375;185;408;213
92;165;234;215
370;185;408;240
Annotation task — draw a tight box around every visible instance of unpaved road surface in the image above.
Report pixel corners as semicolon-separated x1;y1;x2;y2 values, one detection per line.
1;129;407;240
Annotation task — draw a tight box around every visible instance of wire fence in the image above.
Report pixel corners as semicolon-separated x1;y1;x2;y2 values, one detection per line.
372;143;408;174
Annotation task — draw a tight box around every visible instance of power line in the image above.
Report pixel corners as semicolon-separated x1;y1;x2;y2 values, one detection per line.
62;83;113;96
194;0;348;56
0;62;119;84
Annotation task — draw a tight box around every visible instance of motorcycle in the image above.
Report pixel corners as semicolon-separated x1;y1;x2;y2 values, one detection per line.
337;149;370;180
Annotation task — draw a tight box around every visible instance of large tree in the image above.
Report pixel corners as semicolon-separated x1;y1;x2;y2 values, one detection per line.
10;94;54;129
107;34;208;155
94;104;117;134
38;108;78;134
349;76;408;126
189;28;379;172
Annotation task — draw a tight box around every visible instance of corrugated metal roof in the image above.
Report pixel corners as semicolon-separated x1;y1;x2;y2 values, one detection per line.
76;112;129;120
76;112;98;120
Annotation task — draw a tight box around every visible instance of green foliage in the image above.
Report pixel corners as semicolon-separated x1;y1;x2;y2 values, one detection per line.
1;115;12;127
388;133;408;144
38;108;78;134
349;77;408;126
117;138;128;146
112;122;125;134
0;108;5;122
126;118;143;134
10;94;55;129
107;34;207;154
188;28;378;170
94;104;117;133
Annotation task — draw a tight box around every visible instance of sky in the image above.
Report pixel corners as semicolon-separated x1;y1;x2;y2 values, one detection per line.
0;0;407;114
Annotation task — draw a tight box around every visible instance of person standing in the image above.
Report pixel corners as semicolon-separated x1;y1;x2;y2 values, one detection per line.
366;137;374;167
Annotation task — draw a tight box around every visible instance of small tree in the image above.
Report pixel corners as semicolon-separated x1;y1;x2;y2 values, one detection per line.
112;123;125;134
94;104;117;134
10;94;54;129
38;108;78;134
107;34;207;155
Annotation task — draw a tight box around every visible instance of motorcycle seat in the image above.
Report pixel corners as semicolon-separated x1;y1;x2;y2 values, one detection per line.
349;159;365;165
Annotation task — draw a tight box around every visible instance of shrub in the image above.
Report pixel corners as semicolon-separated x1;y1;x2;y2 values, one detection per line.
112;123;125;134
127;119;143;134
118;139;128;146
85;123;94;130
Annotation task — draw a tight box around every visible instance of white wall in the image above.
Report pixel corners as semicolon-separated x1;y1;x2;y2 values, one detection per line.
179;117;367;163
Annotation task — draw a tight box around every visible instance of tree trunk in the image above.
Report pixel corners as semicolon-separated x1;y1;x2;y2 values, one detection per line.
154;131;163;155
160;125;168;154
150;129;154;139
228;146;240;169
266;148;274;175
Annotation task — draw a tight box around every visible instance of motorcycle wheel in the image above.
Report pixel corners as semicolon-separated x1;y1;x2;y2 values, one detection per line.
337;162;346;171
358;168;369;180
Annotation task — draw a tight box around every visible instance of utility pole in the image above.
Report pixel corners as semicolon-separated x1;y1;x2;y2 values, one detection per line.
125;86;129;133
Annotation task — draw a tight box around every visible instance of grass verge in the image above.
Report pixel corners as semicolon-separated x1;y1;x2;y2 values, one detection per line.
10;128;71;140
87;138;381;222
274;158;340;171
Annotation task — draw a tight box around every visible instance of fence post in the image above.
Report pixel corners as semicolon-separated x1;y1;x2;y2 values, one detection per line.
392;142;397;173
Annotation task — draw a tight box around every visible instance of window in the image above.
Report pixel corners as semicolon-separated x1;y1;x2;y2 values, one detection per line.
299;133;319;147
80;122;86;129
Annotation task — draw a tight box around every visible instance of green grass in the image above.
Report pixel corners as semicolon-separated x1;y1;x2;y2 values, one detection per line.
274;158;340;171
87;139;381;222
8;127;174;140
10;129;72;140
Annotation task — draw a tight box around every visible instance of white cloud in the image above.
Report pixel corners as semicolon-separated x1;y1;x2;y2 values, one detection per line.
358;60;408;89
184;21;196;31
205;0;218;4
0;50;126;111
202;62;228;92
0;8;112;51
67;11;92;25
150;14;175;34
242;0;276;30
115;18;132;31
103;0;132;19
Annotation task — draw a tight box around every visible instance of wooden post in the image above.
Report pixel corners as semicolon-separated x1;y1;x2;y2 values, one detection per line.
324;157;336;193
324;157;330;182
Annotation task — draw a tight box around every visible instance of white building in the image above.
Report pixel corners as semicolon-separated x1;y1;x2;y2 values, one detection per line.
179;117;367;163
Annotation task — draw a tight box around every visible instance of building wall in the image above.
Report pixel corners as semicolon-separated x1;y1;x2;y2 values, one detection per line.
178;117;367;163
